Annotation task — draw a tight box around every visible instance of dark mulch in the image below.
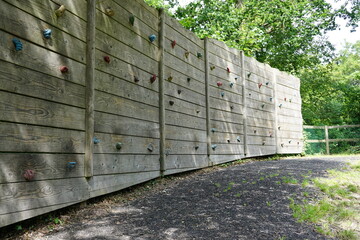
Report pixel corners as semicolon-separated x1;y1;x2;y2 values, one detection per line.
8;156;360;239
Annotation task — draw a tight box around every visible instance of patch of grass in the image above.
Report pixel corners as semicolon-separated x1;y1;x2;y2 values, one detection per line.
266;201;271;206
214;183;221;188
289;160;360;239
281;176;298;184
269;173;280;178
223;182;235;192
259;176;265;181
234;193;241;197
301;179;310;188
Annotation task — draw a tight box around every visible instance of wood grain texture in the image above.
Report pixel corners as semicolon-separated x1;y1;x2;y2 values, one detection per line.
0;91;85;130
210;155;243;165
0;153;84;183
165;155;208;170
164;66;205;95
164;81;206;107
165;95;206;118
165;140;207;155
165;111;207;130
211;121;244;134
0;122;85;153
165;125;207;142
0;177;89;215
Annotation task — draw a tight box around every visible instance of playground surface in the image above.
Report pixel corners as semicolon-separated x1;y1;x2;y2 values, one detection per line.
7;155;360;240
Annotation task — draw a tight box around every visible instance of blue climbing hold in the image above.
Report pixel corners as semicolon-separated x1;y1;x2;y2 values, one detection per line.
270;97;273;101
211;144;217;150
230;82;234;88
279;104;282;108
237;136;241;142
211;128;216;133
12;38;23;51
149;34;156;42
221;92;225;97
43;29;52;39
67;162;77;168
93;137;101;144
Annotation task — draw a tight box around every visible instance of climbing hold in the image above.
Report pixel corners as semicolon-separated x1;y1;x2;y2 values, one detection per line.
104;56;111;63
187;77;191;82
270;97;273;102
288;140;292;144
211;144;217;150
284;97;287;101
184;51;190;58
169;100;174;106
134;76;140;83
116;142;122;150
43;29;52;39
220;92;225;97
129;14;135;26
227;67;230;73
196;110;200;113
150;74;157;83
149;34;156;43
249;93;252;96
195;145;199;150
67;162;77;169
177;90;182;94
211;128;216;133
278;126;281;130
230;105;234;110
12;38;23;51
266;82;269;86
210;66;215;70
262;141;266;145
197;52;202;58
236;136;241;142
247;72;252;78
167;75;173;82
254;130;257;133
297;142;300;145
281;143;284;147
279;104;282;108
258;83;263;89
93;137;101;144
55;5;66;17
147;143;154;152
105;7;115;16
171;40;176;48
289;99;292;103
261;104;265;108
60;66;69;73
227;139;231;143
234;77;238;81
230;82;234;88
23;169;35;181
269;132;273;137
217;81;223;87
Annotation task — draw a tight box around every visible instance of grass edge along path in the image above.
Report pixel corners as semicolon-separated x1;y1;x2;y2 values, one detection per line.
289;160;360;240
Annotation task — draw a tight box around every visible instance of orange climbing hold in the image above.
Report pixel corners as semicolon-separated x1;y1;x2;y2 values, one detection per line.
171;40;176;48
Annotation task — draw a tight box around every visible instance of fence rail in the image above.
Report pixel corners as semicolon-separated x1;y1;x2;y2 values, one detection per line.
303;125;360;154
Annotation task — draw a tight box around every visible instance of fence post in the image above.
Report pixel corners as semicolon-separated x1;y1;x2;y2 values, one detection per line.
158;9;166;175
84;0;96;178
204;38;212;165
240;51;248;156
325;125;330;154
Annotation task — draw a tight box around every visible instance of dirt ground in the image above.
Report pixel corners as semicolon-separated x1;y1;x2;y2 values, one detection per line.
3;155;360;240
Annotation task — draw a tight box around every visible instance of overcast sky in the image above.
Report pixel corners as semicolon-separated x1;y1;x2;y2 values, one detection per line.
176;0;359;52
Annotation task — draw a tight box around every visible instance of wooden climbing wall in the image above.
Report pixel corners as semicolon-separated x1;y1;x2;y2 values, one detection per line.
0;0;303;228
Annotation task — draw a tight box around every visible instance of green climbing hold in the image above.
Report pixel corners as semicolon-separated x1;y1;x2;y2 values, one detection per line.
129;14;135;25
116;142;122;150
197;52;202;58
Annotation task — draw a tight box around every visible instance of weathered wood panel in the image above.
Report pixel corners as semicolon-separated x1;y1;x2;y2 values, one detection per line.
165;155;208;170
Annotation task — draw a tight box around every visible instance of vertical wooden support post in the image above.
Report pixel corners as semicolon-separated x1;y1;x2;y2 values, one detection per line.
273;69;279;154
84;0;96;178
158;9;166;174
240;51;248;156
325;125;330;155
204;38;212;164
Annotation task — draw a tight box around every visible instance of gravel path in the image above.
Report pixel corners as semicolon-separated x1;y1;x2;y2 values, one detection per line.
35;156;359;240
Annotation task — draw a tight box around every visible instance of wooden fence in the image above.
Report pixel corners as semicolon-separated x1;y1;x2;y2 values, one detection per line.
0;0;303;227
304;125;360;154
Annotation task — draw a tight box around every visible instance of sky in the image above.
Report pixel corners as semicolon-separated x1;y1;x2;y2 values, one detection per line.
176;0;360;52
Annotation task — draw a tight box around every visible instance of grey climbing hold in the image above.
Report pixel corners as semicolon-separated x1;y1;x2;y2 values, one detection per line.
195;145;199;150
129;14;135;25
227;139;230;143
261;104;265;108
247;72;251;78
270;97;273;101
211;144;217;150
211;128;216;133
236;136;241;142
178;90;182;94
147;143;154;152
169;100;174;106
279;104;282;108
220;92;225;97
116;142;122;150
187;77;191;82
230;82;234;88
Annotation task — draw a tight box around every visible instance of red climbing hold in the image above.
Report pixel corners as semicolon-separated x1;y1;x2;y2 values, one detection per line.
60;66;68;73
284;97;287;101
258;83;263;88
150;74;157;83
171;40;176;48
104;56;110;63
227;67;230;73
217;81;223;87
23;169;35;181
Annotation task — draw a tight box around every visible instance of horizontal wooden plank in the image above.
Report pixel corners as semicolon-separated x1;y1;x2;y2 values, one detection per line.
0;200;80;228
95;112;160;138
0;60;85;108
93;154;160;175
0;177;89;215
210;109;243;124
95;91;159;122
247;108;275;120
92;133;159;154
95;32;159;75
277;115;302;125
165;98;206;119
209;143;244;155
0;153;84;183
208;39;240;62
4;0;87;40
210;154;243;165
211;121;244;134
208;51;242;76
247;126;274;137
0;30;86;86
165;154;208;170
0;91;85;130
163;167;204;176
209;97;243;115
247;116;275;128
165;141;207;155
165;125;207;142
89;171;160;198
95;70;159;107
209;75;243;95
247;145;276;157
166;111;207;130
210;133;244;144
165;82;206;107
277;144;303;154
0;122;84;153
209;86;243;104
0;1;86;63
96;7;158;60
164;66;205;95
246;80;273;96
247;135;276;146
